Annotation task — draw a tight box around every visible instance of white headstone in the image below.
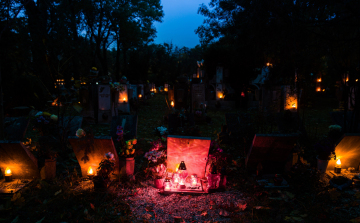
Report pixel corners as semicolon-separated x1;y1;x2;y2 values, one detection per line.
216;66;223;83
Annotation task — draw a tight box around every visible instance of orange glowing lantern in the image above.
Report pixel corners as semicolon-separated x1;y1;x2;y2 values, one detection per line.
322;89;325;92
317;78;321;82
334;159;341;173
291;103;296;108
138;94;142;99
171;100;174;107
356;79;359;82
316;87;321;92
123;97;126;103
5;167;12;182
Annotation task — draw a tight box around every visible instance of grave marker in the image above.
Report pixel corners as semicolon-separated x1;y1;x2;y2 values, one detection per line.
116;85;130;114
327;134;360;171
0;141;40;179
191;84;206;110
167;135;211;178
68;136;120;178
246;134;298;174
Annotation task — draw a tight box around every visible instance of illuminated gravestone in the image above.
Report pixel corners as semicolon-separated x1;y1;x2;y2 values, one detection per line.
0;141;40;180
110;115;138;141
327;134;360;172
116;84;130;114
167;135;211;178
246;134;298;174
68;136;120;178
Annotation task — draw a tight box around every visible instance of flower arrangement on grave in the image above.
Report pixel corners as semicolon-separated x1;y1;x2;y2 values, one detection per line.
206;140;227;175
90;67;99;75
32;111;58;136
109;82;125;92
155;126;168;137
118;139;137;158
93;152;115;189
144;138;167;179
314;138;336;161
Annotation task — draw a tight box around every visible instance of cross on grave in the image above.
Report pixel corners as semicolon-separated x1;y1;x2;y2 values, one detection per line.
246;134;298;174
68;136;120;178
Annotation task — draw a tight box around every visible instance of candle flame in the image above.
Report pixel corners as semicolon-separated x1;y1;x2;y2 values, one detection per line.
5;167;11;175
317;78;321;82
139;94;142;98
88;166;94;175
171;101;174;107
123;97;126;101
292;103;296;108
336;159;341;165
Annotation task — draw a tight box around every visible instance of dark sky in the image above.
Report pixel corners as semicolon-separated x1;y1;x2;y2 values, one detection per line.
153;0;211;49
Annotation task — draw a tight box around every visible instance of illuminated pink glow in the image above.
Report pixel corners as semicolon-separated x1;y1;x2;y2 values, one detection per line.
167;136;211;178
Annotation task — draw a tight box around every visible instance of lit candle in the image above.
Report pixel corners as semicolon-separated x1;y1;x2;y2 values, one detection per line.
334;159;341;173
172;172;180;184
87;166;94;179
171;101;174;107
138;94;142;98
123;97;126;103
5;167;12;182
191;174;197;186
163;178;171;190
317;78;321;82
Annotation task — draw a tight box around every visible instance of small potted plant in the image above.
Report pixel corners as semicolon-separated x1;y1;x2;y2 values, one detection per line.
119;138;137;176
93;152;115;191
314;138;336;173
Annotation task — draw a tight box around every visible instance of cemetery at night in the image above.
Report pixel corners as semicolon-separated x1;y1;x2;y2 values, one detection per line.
1;0;360;222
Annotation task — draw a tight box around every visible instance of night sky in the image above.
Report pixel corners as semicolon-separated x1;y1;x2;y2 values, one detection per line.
153;0;211;49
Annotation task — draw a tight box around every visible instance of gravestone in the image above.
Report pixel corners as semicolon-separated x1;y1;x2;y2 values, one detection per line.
167;135;211;178
191;84;206;111
68;136;120;178
174;77;188;110
246;134;298;174
97;84;112;123
137;84;144;97
110;115;138;142
283;85;297;111
327;134;360;171
58;116;83;138
330;111;360;132
80;84;96;119
129;85;137;99
0;141;40;179
116;85;130;114
4;117;29;141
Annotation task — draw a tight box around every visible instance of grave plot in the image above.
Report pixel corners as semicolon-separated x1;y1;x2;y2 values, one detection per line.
80;83;113;123
0;141;40;194
246;134;298;174
165;135;211;194
326;134;360;178
58;116;83;138
68;136;120;178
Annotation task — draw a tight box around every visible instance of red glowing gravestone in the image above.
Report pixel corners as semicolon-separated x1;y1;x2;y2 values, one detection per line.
167;135;211;178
